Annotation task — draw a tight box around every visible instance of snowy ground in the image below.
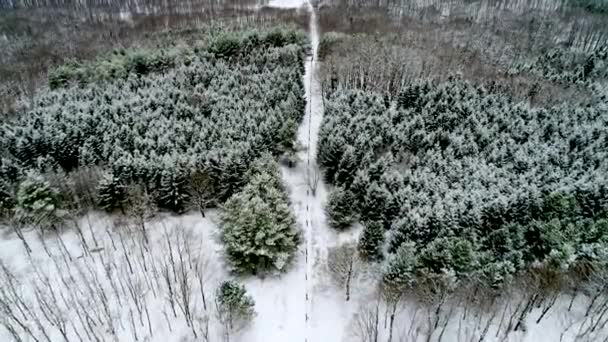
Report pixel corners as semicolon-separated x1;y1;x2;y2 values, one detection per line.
0;1;607;341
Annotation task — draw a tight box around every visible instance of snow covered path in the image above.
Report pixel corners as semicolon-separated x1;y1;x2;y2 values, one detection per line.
277;2;361;341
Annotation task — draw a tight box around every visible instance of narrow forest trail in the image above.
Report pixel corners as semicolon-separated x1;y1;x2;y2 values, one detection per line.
275;0;330;339
276;2;359;341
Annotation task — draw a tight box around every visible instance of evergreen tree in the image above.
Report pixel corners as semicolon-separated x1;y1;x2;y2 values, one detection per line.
358;220;385;261
97;172;127;213
317;134;346;182
326;187;357;230
159;169;190;213
16;172;59;225
220;169;299;274
383;242;417;288
190;168;215;218
0;180;15;216
0;28;308;215
277;118;298;154
360;182;391;224
215;280;255;331
397;84;420;110
334;145;358;186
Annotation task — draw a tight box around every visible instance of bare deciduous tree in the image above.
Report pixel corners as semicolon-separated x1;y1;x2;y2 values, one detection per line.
126;185;156;246
380;282;405;342
328;242;360;301
354;300;380;342
307;164;321;196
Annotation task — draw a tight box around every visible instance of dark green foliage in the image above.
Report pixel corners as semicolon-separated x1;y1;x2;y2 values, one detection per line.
48;50;178;88
318;32;346;59
97;173;126;212
397;84;421;110
127;53;150;75
360;182;392;226
220;158;299;274
209;34;241;58
383;242;416;288
334;145;358;186
511;45;608;85
1;27;308;213
48;64;74;89
209;28;308;60
417;237;476;276
570;0;608;13
316;134;346;182
358;221;385;261
320;78;608;287
0;158;20;183
16;173;59;224
326;187;357;230
159;169;190;213
216;280;255;329
0;179;15;215
277;119;299;154
582;219;608;243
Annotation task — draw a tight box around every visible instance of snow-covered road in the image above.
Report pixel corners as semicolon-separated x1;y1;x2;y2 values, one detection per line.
275;2;362;341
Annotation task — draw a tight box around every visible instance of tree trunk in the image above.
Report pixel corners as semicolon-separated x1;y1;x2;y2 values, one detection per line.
345;258;353;301
199;202;206;218
388;313;395;342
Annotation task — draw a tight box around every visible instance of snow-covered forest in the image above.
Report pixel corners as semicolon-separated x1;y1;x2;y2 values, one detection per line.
1;0;608;341
319;77;608;287
315;0;608;340
0;25;306;211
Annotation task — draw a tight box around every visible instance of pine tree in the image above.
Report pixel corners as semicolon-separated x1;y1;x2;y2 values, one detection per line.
0;180;15;216
397;84;420;110
220;170;299;274
190;168;215;218
159;169;191;213
97;172;127;213
358;220;385;261
361;182;391;224
383;242;417;288
317;134;346;182
277;118;298;154
334;145;358;186
326;187;357;230
216;280;255;332
16;172;59;225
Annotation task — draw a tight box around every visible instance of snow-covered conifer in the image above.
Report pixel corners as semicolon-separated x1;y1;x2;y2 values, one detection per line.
215;280;255;332
97;172;127;213
358;220;385;261
326;187;357;230
220;163;299;274
16;172;59;225
159;168;191;213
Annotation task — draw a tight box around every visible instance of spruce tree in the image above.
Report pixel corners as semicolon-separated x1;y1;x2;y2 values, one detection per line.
216;280;255;331
326;187;357;230
220;169;299;274
0;180;15;216
159;169;191;213
97;172;127;213
383;242;417;288
16;172;59;225
334;145;358;186
190;168;215;218
358;220;385;261
361;182;391;224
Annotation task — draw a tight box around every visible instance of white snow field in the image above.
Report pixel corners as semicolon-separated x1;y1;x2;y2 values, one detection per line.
1;1;608;342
